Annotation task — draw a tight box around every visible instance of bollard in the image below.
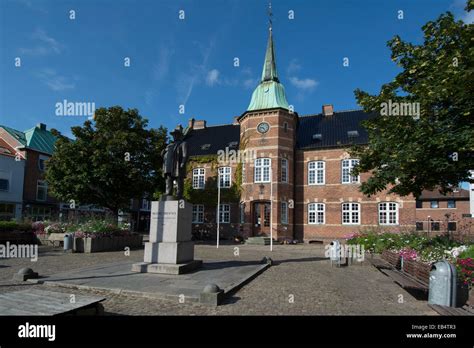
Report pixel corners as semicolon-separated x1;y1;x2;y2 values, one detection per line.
329;240;341;267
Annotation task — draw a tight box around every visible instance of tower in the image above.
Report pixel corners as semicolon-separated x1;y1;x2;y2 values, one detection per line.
238;5;297;241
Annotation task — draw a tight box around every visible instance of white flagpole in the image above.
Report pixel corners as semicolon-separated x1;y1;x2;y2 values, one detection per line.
270;166;273;252
217;172;221;249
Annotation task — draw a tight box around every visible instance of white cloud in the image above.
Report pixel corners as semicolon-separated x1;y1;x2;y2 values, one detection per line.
289;76;318;90
19;28;62;56
206;69;220;86
176;37;216;104
153;45;174;80
287;59;302;75
37;69;75;91
243;78;258;89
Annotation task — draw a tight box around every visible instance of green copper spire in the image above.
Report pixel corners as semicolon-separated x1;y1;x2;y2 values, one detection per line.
247;5;289;112
261;29;279;83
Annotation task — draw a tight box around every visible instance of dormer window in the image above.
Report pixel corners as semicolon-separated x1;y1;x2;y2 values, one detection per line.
347;130;359;138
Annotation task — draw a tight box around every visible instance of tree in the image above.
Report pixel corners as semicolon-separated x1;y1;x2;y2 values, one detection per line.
351;5;474;198
46;106;167;221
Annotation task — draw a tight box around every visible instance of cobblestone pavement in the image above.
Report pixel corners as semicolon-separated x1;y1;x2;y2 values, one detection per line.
0;243;436;315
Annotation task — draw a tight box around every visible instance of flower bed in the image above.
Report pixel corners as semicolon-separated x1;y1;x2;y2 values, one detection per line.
347;232;474;293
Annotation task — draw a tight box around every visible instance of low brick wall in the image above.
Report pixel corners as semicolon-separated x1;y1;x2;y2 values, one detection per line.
73;235;143;253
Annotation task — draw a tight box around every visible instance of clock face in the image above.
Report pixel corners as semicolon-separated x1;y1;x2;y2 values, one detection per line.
257;122;270;134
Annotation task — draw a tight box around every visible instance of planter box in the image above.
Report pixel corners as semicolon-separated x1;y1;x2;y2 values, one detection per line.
73;234;143;253
382;250;401;269
401;258;431;284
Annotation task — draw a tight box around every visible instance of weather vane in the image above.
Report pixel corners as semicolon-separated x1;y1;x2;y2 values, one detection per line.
268;1;273;31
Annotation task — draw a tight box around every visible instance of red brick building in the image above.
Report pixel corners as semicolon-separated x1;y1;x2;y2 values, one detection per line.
415;189;471;237
181;26;419;242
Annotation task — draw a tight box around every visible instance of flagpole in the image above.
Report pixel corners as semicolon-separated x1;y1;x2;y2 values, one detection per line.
270;166;273;252
217;172;221;249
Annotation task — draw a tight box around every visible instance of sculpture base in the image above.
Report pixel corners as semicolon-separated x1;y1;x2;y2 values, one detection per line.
131;260;202;275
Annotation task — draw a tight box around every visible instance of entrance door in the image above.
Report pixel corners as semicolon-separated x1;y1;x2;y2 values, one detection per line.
252;201;271;236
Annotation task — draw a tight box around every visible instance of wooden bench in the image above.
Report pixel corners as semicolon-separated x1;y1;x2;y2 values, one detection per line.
380;269;429;292
381;250;401;269
368;257;393;270
428;304;474;316
0;288;105;316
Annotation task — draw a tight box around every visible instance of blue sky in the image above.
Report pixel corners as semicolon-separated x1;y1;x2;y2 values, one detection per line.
0;0;472;139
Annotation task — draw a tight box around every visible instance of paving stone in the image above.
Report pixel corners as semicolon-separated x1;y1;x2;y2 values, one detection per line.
0;244;437;315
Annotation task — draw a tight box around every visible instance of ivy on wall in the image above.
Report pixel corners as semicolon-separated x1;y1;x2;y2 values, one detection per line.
184;155;243;207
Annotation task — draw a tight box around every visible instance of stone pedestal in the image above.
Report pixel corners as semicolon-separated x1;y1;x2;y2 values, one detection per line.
132;199;202;275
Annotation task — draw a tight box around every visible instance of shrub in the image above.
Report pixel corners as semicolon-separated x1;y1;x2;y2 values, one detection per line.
0;221;32;232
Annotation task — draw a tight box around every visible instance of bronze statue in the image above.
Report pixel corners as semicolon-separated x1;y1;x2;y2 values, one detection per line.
161;125;188;199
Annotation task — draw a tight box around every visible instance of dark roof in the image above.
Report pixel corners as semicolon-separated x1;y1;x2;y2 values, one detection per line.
296;110;376;150
418;189;470;201
184;124;240;157
184;109;376;156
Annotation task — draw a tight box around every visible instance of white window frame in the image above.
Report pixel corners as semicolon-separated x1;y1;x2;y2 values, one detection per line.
36;180;48;201
281;159;288;183
342;203;360;225
254;158;271;183
378;202;399;225
308;203;325;224
241;164;246;184
308;161;325;185
341;159;360;184
218;204;230;223
218;167;231;188
192;168;205;189
192;204;204;223
281;201;288;224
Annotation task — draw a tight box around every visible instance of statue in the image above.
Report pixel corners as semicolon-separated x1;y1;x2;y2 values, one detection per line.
161;125;188;199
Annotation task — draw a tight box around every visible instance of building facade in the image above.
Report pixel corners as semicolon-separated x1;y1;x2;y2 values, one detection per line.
415;189;471;237
182;25;421;242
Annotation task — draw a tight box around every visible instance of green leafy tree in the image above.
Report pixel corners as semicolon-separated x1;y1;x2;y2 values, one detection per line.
46;106;167;221
351;5;474;197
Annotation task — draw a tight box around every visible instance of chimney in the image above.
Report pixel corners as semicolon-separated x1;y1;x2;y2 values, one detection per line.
322;104;334;117
188;118;195;129
233;116;240;125
37;123;47;130
193;120;207;130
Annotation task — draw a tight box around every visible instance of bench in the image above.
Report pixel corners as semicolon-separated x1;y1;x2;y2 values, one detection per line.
428;304;474;316
380;269;429;292
368;257;393;270
381;250;401;269
0;288;105;316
